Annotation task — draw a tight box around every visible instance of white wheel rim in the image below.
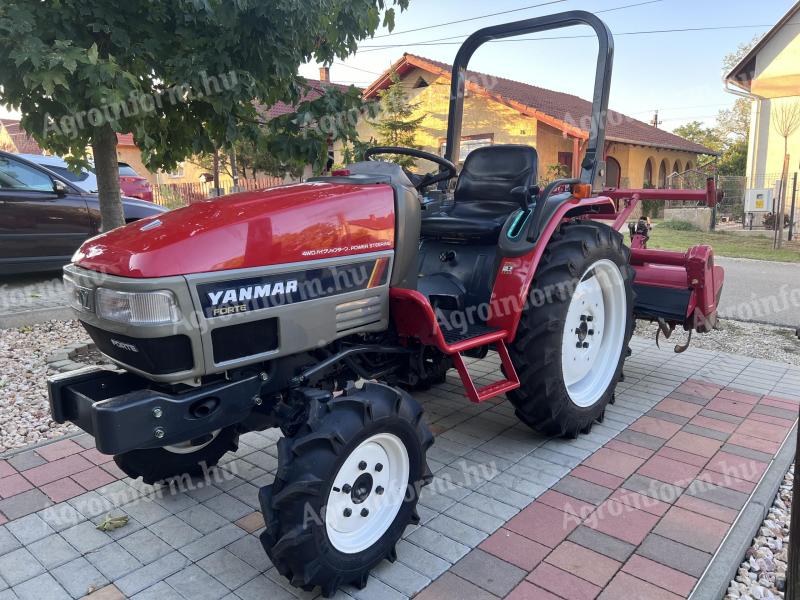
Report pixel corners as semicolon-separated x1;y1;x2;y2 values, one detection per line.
561;259;626;408
325;433;410;554
163;429;220;455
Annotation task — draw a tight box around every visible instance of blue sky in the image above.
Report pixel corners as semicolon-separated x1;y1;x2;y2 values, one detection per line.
1;1;793;133
299;0;797;131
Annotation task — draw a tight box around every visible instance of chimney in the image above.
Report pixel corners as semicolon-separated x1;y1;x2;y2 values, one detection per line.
319;66;330;82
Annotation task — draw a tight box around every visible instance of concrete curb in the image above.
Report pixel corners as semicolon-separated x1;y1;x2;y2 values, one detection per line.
0;305;73;329
689;423;796;600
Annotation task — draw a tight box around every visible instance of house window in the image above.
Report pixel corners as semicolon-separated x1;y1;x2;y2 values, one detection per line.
440;134;493;162
643;159;654;187
606;156;621;188
658;160;668;189
413;77;429;89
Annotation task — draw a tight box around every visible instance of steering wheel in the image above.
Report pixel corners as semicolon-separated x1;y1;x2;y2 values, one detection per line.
363;146;457;191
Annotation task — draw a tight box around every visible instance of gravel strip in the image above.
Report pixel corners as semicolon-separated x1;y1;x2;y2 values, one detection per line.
725;465;793;600
0;319;87;452
636;319;800;367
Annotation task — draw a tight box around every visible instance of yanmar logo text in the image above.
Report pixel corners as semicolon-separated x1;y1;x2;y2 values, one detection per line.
207;280;299;306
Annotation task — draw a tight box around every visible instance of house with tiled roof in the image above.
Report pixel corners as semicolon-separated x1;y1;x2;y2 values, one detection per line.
360;54;717;188
0;118;43;155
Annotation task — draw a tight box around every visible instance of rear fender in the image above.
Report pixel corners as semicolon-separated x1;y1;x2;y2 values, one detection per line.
489;195;616;341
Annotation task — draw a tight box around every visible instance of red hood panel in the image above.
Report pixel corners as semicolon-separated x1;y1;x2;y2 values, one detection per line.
74;182;396;278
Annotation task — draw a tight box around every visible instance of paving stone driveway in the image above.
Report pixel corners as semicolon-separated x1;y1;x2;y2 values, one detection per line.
0;336;797;600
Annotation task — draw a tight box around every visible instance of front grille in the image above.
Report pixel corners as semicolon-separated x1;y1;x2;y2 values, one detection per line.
335;295;383;333
81;322;194;375
211;318;279;364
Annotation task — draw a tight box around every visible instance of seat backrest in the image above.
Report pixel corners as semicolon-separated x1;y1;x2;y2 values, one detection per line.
454;145;538;203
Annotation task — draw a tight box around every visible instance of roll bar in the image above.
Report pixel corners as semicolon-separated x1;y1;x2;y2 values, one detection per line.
444;10;614;186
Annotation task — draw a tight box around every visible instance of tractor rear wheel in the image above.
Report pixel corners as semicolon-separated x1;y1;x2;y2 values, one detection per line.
113;426;239;485
259;382;433;598
508;220;634;438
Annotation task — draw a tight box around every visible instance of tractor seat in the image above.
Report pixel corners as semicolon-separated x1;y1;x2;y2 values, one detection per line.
421;144;538;242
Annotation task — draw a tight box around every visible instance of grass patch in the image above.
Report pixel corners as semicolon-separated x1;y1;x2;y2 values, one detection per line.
658;220;701;231
646;221;800;263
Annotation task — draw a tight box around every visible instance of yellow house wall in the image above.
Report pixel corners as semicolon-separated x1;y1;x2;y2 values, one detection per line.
356;67;705;187
745;12;800;183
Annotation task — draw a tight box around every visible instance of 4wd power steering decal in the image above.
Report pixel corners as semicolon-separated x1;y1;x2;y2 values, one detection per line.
197;258;388;318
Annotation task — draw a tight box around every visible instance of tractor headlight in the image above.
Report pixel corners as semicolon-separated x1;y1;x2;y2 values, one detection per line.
96;288;181;325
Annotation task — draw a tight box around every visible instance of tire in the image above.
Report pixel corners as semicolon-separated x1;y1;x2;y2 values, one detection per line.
259;382;433;598
508;220;634;438
113;426;239;485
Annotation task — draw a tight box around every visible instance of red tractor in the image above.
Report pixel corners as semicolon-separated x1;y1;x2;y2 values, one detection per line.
48;11;723;597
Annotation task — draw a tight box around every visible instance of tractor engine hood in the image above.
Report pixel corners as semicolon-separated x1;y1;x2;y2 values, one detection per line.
73;182;396;278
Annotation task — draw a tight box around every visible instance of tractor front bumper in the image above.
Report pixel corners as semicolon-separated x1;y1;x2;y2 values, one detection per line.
47;367;261;455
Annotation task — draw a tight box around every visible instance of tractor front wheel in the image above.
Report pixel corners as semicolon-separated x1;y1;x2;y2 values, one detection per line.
508;220;634;438
259;382;433;597
113;426;239;485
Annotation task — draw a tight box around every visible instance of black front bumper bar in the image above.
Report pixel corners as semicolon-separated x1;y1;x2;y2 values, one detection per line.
48;367;261;455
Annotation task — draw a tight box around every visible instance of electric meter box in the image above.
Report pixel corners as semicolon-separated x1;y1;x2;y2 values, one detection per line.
745;188;773;213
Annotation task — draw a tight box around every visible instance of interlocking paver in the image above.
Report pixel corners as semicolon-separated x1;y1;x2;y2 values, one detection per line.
26;534;79;570
0;548;45;586
119;528;173;564
129;580;183;600
114;551;190;597
406;526;470;563
0;489;52;521
374;558;431;596
50;556;107;598
11;572;69;600
653;506;730;553
196;549;258;590
545;540;621;587
414;572;499;600
551;475;612;506
60;520;112;554
637;534;711;578
585;499;660;545
636;455;703;487
528;562;601;600
621;554;696;597
598;571;683;600
6;514;53;546
165;564;229;600
225;534;270;570
506;581;561;600
85;542;142;581
0;527;21;555
479;528;549;572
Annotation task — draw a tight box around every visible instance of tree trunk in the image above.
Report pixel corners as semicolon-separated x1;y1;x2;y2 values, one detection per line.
91;123;125;231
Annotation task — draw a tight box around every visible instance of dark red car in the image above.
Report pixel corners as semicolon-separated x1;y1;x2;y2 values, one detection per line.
118;162;153;201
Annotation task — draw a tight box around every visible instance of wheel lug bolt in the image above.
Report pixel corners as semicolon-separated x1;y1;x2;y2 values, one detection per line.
358;461;367;471
343;508;352;517
375;463;383;472
361;508;369;517
342;484;352;493
580;315;587;321
588;329;594;335
587;315;594;321
376;486;384;495
582;342;590;348
576;342;582;348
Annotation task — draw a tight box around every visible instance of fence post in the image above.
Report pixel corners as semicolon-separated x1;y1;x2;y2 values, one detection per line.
789;172;798;242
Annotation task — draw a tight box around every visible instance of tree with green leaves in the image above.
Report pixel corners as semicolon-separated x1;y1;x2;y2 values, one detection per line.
370;70;424;168
0;0;407;230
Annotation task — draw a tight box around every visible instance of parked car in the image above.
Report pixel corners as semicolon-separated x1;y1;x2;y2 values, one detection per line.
118;162;154;201
0;151;165;275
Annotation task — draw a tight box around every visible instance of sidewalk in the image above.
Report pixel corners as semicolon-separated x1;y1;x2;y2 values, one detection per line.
0;336;796;600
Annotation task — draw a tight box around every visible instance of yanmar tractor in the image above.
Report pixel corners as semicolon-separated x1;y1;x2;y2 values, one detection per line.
48;11;724;597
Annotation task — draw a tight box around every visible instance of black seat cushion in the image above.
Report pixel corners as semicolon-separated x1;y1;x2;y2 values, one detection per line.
421;145;538;242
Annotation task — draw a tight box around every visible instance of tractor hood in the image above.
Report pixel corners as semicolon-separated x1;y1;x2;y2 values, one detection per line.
73;182;395;278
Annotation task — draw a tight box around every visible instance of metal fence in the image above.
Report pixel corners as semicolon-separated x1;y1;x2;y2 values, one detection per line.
152;176;285;209
717;171;799;235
